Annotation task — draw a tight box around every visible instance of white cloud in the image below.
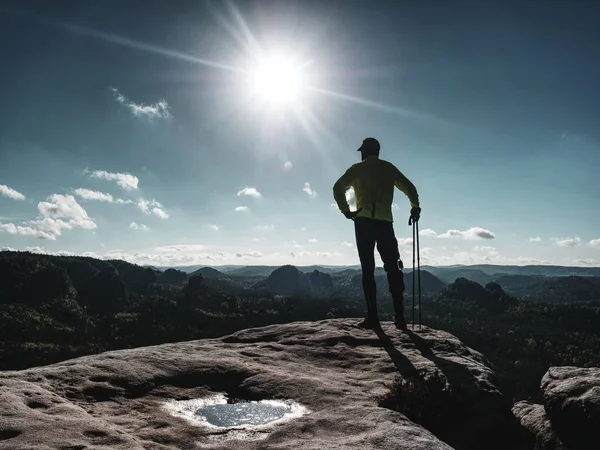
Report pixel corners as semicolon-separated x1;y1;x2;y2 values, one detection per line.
474;245;498;256
74;188;115;202
5;244;568;267
209;224;219;231
234;251;263;259
341;241;354;248
529;236;542;242
589;239;600;249
437;227;496;240
289;240;303;249
419;229;438;237
154;244;206;253
303;182;317;197
235;206;249;212
574;258;599;266
0;185;26;201
237;187;262;198
110;87;171;119
0;223;55;240
283;161;293;170
24;246;50;254
394;238;412;246
90;170;139;190
152;207;169;219
552;237;581;247
38;194;87;220
308;238;318;243
256;224;275;231
331;188;356;211
392;203;399;209
130;222;150;231
346;188;355;207
32;194;97;238
1;247;16;251
252;237;266;242
137;198;169;219
32;218;75;237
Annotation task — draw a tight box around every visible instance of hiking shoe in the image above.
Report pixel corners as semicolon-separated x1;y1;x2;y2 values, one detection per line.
357;317;382;330
394;315;408;331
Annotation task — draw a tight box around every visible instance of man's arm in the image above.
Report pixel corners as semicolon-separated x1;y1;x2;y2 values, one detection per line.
394;167;419;208
333;166;356;213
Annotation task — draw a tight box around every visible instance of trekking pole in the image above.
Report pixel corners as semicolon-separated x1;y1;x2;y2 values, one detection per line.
416;219;422;329
409;214;415;329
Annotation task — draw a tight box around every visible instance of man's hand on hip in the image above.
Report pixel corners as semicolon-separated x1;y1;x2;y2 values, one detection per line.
343;208;362;220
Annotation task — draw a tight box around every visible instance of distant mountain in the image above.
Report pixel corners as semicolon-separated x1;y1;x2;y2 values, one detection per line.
155;268;188;287
440;278;517;311
486;264;600;277
404;270;446;295
152;265;247;274
422;266;496;285
155;263;600;279
493;275;546;297
427;264;600;278
252;265;311;295
332;269;445;299
297;265;337;273
251;265;336;296
307;269;334;292
523;276;600;303
226;266;278;277
189;267;245;293
331;268;360;278
193;267;231;280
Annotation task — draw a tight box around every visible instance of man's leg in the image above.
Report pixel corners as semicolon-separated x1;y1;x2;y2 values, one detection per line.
376;221;407;330
354;218;379;328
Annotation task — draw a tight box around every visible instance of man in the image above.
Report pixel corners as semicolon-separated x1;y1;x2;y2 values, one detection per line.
333;137;421;331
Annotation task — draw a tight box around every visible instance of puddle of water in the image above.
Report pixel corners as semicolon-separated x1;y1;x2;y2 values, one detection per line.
196;400;292;427
164;393;308;432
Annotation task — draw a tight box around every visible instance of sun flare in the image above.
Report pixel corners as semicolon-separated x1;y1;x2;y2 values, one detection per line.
251;55;303;104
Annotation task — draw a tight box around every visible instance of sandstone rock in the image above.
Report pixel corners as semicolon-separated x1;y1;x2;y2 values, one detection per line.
512;400;565;450
0;319;519;449
541;366;600;450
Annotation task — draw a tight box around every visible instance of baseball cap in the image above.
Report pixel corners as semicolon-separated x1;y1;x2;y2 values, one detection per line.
357;137;380;152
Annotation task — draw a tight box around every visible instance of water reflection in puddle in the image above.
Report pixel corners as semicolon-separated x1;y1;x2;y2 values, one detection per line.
165;393;308;433
195;400;293;427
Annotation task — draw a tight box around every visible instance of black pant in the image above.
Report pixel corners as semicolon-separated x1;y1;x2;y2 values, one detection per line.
354;217;405;319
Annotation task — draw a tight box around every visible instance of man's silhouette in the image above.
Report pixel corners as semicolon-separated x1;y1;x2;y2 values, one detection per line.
333;137;420;331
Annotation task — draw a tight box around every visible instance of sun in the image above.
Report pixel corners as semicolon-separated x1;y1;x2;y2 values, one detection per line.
251;55;303;105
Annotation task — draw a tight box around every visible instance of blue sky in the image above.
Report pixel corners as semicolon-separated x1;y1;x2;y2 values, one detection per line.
1;0;599;267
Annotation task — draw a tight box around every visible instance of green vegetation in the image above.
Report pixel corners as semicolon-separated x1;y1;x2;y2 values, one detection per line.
1;250;599;404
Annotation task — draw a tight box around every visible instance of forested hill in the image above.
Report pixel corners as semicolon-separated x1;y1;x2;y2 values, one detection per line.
2;250;600;403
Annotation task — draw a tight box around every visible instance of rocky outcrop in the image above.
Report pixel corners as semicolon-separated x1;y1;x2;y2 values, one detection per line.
0;320;523;449
512;400;565;450
541;366;600;450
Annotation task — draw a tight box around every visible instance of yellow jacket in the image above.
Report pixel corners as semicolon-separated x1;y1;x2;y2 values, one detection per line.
333;155;419;222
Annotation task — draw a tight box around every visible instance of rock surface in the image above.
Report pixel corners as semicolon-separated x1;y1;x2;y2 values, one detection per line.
0;319;518;449
541;366;600;450
512;400;565;450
